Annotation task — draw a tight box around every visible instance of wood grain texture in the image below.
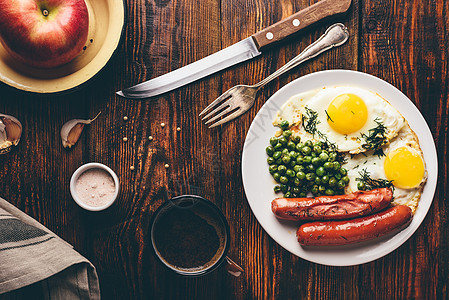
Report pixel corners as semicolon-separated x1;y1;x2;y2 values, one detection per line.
0;0;448;299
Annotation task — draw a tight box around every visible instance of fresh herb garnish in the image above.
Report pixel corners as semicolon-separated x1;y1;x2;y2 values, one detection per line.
302;107;339;151
361;118;388;157
325;110;334;122
356;168;394;191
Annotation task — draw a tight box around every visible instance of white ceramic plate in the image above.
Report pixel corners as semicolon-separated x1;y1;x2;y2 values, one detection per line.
241;70;438;266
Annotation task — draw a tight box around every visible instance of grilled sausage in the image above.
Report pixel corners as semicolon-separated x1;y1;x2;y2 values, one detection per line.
296;205;412;246
271;188;393;221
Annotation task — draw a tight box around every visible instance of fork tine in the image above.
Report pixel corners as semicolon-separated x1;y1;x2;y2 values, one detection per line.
204;106;234;125
202;100;232;121
199;90;231;117
208;108;243;128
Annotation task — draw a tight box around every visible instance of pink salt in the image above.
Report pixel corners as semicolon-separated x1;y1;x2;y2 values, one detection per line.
75;169;116;207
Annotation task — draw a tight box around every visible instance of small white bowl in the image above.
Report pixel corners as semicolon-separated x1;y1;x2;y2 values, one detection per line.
70;163;120;211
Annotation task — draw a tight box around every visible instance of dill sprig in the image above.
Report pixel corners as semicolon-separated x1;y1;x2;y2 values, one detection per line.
302;107;338;151
361;118;388;157
356;168;394;191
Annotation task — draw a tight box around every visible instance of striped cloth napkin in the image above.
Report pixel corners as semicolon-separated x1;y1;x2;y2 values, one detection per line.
0;197;100;299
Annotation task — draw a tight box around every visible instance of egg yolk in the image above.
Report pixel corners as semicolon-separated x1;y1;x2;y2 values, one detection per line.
384;147;425;189
327;94;368;134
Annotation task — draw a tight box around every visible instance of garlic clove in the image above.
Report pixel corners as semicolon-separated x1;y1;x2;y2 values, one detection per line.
0;113;22;155
61;112;101;148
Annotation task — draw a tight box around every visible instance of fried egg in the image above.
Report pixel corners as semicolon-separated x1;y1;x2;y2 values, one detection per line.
344;124;427;212
273;87;406;154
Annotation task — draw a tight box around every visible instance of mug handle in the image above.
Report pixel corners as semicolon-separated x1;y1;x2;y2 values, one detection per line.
225;256;244;277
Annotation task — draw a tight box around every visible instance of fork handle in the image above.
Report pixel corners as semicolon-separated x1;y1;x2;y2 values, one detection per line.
254;23;349;88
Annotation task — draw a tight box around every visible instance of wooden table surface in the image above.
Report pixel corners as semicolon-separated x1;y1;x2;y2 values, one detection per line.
1;0;448;299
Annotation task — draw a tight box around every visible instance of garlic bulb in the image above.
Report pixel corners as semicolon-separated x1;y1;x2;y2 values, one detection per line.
0;114;22;155
61;112;101;148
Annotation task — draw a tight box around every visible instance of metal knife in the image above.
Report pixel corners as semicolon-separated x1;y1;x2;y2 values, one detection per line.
117;0;352;99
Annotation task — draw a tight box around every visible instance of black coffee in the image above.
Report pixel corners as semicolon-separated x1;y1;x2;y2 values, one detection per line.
152;200;226;271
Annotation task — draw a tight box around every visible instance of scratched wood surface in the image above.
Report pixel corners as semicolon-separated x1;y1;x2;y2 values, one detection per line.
0;0;447;299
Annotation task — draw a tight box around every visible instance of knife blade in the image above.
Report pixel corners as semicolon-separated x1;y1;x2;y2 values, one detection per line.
117;0;352;99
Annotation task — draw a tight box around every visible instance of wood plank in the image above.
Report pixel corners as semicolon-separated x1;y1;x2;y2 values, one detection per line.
360;1;447;299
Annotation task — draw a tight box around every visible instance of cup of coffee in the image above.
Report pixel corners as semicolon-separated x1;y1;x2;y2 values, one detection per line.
150;195;243;276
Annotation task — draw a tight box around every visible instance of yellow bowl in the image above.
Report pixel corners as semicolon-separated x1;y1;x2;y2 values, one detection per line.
0;0;125;94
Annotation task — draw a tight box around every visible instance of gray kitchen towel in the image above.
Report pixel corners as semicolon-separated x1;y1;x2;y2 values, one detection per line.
0;197;100;299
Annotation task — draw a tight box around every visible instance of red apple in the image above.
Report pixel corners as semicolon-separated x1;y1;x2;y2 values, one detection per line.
0;0;89;69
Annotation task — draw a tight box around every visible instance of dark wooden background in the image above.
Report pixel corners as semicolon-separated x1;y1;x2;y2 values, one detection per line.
1;0;448;299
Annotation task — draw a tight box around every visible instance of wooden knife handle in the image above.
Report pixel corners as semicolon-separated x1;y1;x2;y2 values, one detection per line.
252;0;351;49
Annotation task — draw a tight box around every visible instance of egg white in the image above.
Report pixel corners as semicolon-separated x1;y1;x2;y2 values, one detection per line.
344;124;427;212
273;86;406;154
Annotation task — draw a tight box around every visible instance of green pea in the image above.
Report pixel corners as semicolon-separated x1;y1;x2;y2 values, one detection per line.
274;185;281;193
286;169;295;178
303;156;312;164
306;173;316;181
302;146;311;155
273;173;280;182
321;175;329;184
319;185;326;193
335;173;342;180
311;152;317;158
280;120;289;130
314;177;321;185
275;158;283;165
284;191;292;198
273;151;282;160
313;146;322;154
357;182;366;190
279;136;288;145
306;164;315;172
338;180;346;189
280;176;289;184
277;165;287;174
299;192;307;197
324;162;333;170
269;165;278;174
329;152;337;162
289;151;298;159
340;168;348;176
282;148;289;155
319;152;329;162
292;187;300;194
283;130;292;139
282;155;291;164
280;184;288;193
328;177;337;187
311;185;319;194
296;171;306;180
269;137;278;146
267;157;275;165
304;140;313;148
296;156;304;165
274;143;283;150
294;178;301;186
342;176;350;184
325;189;334;196
291;136;301;144
293;165;302;173
333;161;341;171
287;141;296;150
295;143;304;152
288;160;296;168
312;157;321;166
315;141;324;148
316;166;325;177
266;146;274;156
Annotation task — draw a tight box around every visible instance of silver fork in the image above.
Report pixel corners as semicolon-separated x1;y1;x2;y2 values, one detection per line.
199;23;350;128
